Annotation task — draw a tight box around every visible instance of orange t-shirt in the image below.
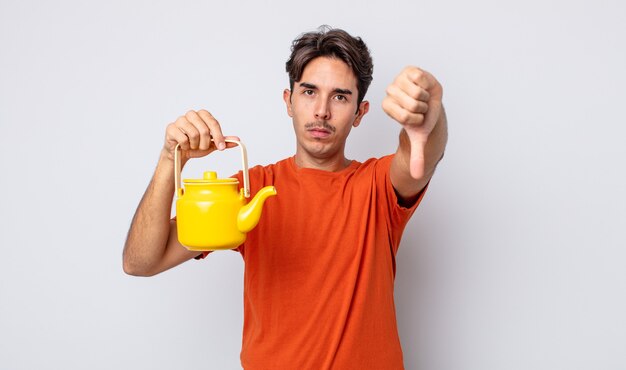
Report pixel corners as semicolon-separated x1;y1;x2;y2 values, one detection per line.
220;155;423;369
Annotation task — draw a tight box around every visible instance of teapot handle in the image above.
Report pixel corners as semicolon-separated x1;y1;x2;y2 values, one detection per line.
174;139;250;199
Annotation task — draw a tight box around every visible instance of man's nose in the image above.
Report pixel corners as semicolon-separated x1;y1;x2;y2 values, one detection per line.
314;98;331;120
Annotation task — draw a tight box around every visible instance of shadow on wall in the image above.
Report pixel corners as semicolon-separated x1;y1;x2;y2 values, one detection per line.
395;206;454;368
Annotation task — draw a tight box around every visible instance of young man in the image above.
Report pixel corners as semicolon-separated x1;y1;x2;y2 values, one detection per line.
124;27;447;369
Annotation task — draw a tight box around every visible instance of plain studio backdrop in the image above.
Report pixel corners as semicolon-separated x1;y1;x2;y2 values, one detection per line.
1;0;625;369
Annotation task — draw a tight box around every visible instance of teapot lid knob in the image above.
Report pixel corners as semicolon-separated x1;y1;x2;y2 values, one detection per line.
203;171;218;180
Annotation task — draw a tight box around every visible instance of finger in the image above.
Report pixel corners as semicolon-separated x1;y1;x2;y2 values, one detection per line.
223;135;242;149
197;110;226;150
408;135;426;179
404;66;434;90
398;72;431;102
382;96;425;126
174;116;198;150
174;116;201;150
404;67;443;101
165;122;191;151
185;110;212;150
386;84;429;114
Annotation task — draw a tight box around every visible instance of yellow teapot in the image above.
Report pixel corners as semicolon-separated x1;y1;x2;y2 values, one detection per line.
174;139;277;251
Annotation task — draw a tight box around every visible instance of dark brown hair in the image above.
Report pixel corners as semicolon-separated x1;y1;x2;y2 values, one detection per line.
285;26;374;109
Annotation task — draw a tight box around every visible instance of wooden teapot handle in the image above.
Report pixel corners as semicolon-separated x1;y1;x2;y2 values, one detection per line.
174;139;250;199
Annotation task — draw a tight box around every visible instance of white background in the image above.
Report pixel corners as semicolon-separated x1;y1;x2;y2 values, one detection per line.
1;0;625;369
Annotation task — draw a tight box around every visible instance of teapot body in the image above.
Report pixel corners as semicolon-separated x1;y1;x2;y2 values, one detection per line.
176;182;246;251
174;140;276;251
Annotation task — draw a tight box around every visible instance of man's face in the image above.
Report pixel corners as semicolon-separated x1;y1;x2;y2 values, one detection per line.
284;56;369;163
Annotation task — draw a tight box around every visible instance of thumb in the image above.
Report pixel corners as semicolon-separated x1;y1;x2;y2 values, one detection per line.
408;133;427;179
407;100;442;179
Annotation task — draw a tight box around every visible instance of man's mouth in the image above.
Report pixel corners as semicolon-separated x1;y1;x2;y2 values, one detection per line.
305;121;335;139
308;127;330;138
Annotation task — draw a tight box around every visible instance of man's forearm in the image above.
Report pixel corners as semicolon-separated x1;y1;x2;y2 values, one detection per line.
123;151;176;275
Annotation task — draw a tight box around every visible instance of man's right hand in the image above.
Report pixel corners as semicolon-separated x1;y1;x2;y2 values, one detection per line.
163;109;238;162
124;109;239;276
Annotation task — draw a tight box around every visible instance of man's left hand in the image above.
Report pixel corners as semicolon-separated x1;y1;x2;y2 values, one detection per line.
383;66;443;179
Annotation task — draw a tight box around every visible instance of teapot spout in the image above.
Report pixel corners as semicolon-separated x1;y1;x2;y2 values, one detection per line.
237;186;277;233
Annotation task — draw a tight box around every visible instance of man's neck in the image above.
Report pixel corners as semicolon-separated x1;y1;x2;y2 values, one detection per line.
294;152;352;172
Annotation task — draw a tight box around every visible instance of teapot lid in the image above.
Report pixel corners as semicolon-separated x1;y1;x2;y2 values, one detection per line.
183;171;238;184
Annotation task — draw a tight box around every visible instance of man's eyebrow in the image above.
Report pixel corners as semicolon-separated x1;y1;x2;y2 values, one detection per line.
298;82;353;95
299;82;317;89
334;88;353;95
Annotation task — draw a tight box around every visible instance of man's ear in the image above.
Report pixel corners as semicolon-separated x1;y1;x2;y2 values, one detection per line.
352;100;370;128
283;89;293;117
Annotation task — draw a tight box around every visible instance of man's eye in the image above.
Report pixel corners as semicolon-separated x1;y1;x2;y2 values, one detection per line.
335;95;346;101
304;90;314;95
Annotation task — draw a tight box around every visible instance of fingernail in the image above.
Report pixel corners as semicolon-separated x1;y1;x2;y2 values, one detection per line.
218;142;226;150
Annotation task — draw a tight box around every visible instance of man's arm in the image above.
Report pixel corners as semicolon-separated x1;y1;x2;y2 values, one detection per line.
383;66;448;205
123;151;199;277
123;110;232;276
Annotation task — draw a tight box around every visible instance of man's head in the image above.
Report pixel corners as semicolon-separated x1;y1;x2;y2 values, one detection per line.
285;26;373;109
